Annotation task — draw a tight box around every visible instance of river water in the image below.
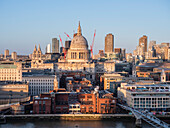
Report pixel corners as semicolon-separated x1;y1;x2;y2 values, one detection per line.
0;120;154;128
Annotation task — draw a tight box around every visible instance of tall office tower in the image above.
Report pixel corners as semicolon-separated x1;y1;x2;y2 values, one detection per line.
60;47;64;53
105;33;114;53
4;49;9;58
11;52;17;60
52;38;59;53
65;40;71;49
122;48;126;59
114;48;122;54
139;35;147;52
149;40;156;49
46;44;51;53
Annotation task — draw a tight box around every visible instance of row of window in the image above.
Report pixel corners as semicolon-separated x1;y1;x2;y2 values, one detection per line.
71;52;88;59
0;69;19;73
29;86;53;88
0;74;20;76
134;105;168;108
134;101;169;105
24;79;54;82
29;83;53;85
134;98;169;101
0;77;20;80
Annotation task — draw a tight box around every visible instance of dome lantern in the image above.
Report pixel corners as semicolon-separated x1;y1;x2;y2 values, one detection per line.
77;21;82;36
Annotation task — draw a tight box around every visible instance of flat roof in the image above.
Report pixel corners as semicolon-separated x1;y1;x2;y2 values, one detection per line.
125;84;170;87
0;64;17;69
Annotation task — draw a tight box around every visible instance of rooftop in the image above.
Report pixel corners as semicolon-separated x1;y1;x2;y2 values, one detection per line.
121;84;170;93
0;64;17;69
0;81;27;85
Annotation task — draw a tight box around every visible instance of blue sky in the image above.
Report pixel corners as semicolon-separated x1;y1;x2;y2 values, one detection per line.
0;0;170;55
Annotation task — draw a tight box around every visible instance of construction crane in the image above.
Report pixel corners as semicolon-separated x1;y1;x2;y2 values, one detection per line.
90;29;96;59
59;35;66;60
64;32;72;40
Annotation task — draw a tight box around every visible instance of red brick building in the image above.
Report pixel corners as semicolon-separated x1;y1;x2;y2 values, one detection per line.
33;97;51;114
54;93;69;113
98;93;116;113
78;91;116;114
33;89;116;114
78;93;96;113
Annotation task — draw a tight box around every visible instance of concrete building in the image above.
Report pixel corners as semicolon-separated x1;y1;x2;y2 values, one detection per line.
168;48;170;61
11;52;17;60
52;38;59;53
11;102;33;114
0;62;22;81
149;40;156;49
65;40;71;49
95;62;115;73
46;44;51;54
114;48;121;54
22;75;57;96
105;33;114;53
126;53;133;63
4;49;9;59
121;48;126;60
100;73;124;92
118;84;170;112
139;35;147;52
0;81;29;104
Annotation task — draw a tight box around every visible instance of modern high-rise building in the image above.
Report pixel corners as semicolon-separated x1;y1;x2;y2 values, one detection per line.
11;52;17;60
46;44;51;53
139;35;147;52
4;49;9;58
122;48;126;59
52;38;59;53
60;47;64;53
114;48;121;54
105;34;114;53
149;40;156;49
65;40;71;49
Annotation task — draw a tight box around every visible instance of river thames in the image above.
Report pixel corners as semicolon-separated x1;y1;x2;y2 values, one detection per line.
1;120;154;128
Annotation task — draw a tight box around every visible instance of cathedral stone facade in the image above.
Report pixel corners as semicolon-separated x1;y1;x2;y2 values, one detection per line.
56;22;95;81
67;22;90;63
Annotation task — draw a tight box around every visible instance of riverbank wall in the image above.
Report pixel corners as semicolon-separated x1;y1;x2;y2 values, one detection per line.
2;114;135;121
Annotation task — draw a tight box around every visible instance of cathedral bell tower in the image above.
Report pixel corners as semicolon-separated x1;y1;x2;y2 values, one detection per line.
54;75;58;91
161;69;166;82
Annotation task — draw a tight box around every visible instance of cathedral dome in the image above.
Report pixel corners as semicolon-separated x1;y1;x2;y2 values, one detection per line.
70;22;88;50
70;35;88;50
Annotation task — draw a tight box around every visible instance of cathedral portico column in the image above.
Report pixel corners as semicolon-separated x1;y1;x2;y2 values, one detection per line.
85;53;87;59
77;52;80;59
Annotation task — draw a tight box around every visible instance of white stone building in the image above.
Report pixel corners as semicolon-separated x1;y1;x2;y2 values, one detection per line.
22;75;58;96
118;84;170;111
0;62;22;81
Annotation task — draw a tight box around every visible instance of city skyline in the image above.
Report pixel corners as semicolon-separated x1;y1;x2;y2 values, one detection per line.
0;0;170;55
0;1;170;127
